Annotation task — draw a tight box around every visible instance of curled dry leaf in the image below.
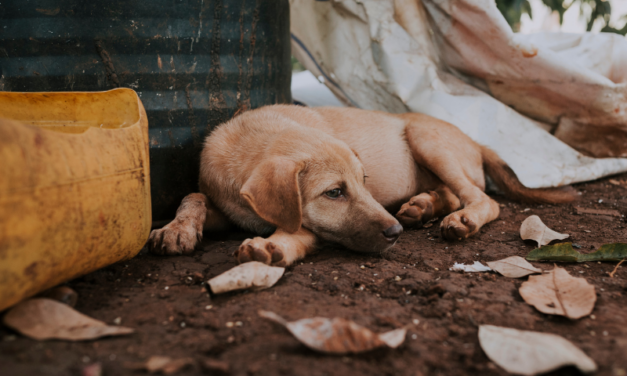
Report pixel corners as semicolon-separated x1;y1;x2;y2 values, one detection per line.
259;310;406;354
479;325;597;375
207;261;284;294
124;356;195;374
520;215;569;247
2;298;134;341
519;266;596;319
449;261;492;273
527;242;627;262
486;256;542;278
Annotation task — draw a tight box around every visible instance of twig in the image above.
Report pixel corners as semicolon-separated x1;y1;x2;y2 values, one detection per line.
609;259;625;278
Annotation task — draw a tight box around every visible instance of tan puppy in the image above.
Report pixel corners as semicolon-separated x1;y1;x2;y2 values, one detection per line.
148;105;575;266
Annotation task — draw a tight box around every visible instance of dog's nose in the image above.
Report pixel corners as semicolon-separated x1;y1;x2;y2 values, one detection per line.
383;224;403;241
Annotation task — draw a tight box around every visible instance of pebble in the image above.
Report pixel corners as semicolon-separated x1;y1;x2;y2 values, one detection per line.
395;276;402;281
413;319;420;325
113;317;121;325
180;322;186;328
360;265;365;269
235;321;243;327
226;322;234;328
205;305;213;310
164;286;169;290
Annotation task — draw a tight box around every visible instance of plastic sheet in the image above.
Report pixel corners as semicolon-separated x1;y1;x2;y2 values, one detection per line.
290;0;627;188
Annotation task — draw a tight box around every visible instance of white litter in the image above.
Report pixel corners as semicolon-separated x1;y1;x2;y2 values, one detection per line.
449;261;492;273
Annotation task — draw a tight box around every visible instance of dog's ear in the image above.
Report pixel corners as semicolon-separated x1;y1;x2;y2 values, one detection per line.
240;158;303;233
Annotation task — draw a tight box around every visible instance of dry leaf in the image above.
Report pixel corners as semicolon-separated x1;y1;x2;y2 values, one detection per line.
259;310;406;354
520;215;569;247
207;262;284;294
519;266;596;319
2;298;134;341
125;356;195;374
487;256;542;278
479;325;597;375
449;261;492;272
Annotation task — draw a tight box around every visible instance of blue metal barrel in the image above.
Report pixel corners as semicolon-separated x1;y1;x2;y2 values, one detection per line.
0;0;292;222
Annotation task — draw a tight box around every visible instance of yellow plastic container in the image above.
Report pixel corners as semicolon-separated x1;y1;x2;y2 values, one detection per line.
0;88;151;311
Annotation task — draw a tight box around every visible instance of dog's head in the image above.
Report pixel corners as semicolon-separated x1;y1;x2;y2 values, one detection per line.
240;129;401;253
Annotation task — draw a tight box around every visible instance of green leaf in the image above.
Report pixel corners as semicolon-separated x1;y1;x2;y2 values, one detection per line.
526;242;627;263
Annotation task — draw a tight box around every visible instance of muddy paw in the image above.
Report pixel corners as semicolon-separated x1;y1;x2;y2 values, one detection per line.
148;219;202;255
440;212;477;241
396;194;435;228
234;238;286;267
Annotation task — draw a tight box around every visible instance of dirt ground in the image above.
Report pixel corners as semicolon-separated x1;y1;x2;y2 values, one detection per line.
2;173;627;376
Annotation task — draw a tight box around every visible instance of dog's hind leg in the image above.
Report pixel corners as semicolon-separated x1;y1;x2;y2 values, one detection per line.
149;193;231;255
402;115;500;241
234;227;317;267
396;185;460;228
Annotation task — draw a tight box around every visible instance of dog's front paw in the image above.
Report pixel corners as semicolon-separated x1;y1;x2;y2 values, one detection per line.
396;194;435;228
148;219;202;255
440;212;477;241
234;237;286;267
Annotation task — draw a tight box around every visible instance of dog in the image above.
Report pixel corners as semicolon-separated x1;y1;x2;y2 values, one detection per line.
148;105;575;266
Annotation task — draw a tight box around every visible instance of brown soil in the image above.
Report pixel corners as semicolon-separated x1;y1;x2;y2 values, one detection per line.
2;174;627;376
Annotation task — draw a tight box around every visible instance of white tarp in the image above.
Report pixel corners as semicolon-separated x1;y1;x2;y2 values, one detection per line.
290;0;627;188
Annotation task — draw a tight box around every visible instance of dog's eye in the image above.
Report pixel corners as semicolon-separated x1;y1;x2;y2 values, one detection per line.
325;189;342;199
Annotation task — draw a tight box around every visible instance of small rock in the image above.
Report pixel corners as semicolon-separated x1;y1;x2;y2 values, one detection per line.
200;358;230;375
81;362;102;376
37;286;78;307
192;272;204;283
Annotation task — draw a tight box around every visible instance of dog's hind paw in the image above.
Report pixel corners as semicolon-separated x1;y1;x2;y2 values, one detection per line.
148;219;202;255
440;212;477;241
234;237;286;267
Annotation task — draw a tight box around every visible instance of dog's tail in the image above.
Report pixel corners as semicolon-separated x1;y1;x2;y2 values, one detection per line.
481;146;577;204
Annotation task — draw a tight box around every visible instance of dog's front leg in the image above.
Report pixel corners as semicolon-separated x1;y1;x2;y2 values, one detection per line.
235;227;317;267
149;193;229;255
